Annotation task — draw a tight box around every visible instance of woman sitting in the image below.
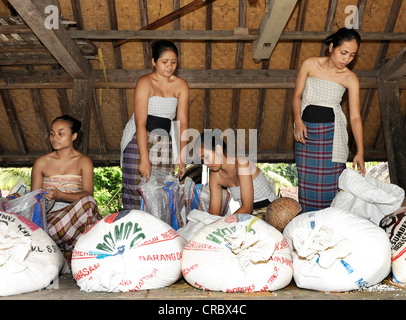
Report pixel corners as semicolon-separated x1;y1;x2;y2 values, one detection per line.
196;130;277;215
31;115;102;262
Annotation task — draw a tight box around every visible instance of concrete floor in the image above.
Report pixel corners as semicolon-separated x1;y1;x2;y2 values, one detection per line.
2;272;406;301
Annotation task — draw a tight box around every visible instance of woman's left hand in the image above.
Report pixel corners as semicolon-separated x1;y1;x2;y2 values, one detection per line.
353;153;366;176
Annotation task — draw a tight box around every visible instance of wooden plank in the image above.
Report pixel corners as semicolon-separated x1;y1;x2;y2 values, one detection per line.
319;0;337;56
252;0;298;61
70;79;93;154
7;0;92;79
0;89;28;154
378;46;406;81
1;68;402;89
30;88;52;152
377;80;406;189
203;0;213;129
91;89;107;155
139;0;151;69
255;60;270;151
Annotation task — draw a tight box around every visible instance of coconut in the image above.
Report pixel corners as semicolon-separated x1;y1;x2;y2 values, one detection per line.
265;197;302;232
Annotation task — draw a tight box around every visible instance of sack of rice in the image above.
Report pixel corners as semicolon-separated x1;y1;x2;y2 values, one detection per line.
0;211;66;296
331;168;405;225
283;207;391;292
380;207;406;284
72;210;186;292
181;214;293;292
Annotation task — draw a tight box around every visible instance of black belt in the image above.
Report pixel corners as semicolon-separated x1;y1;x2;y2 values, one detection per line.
146;115;171;135
253;199;271;210
302;105;335;123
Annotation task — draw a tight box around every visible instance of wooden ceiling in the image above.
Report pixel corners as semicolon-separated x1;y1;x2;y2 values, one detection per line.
0;0;405;186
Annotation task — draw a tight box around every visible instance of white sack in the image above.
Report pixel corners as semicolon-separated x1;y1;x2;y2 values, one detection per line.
331;168;405;225
283;207;391;292
0;211;66;296
380;207;406;284
181;214;293;292
72;210;186;292
177;209;224;242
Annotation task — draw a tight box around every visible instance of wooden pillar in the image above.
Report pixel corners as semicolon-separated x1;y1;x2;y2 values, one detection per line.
377;79;406;189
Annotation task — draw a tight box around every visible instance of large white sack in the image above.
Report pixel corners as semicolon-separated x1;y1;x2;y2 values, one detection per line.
380;207;406;284
331;168;405;225
181;214;293;292
72;210;186;292
283;207;391;292
0;211;66;296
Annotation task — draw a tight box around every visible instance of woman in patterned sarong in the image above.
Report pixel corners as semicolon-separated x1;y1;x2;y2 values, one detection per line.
121;40;189;210
293;28;366;213
31;115;102;265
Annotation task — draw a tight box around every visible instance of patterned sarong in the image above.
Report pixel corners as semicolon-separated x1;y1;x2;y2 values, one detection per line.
295;121;345;213
122;131;173;210
47;195;101;252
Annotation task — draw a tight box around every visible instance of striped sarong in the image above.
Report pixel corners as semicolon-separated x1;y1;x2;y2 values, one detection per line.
295;121;345;213
47;195;101;252
122;131;173;210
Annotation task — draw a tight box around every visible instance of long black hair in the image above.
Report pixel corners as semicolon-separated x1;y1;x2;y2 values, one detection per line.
151;40;179;62
324;27;361;49
195;129;227;154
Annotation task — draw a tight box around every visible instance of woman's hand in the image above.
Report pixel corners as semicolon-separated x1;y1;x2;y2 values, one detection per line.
174;154;186;179
44;186;60;201
352;152;365;176
294;120;307;144
139;158;151;182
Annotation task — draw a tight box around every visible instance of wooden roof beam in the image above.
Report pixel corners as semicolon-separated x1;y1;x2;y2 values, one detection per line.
7;0;92;80
252;0;298;62
378;46;406;81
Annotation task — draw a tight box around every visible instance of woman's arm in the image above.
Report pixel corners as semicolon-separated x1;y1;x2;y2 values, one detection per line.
208;172;223;216
175;79;189;179
233;159;254;214
293;58;312;144
347;73;365;174
31;157;45;191
134;76;152;181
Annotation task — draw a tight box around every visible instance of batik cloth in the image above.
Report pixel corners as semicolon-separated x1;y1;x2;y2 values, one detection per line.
121;131;173;210
295;121;346;213
42;175;102;251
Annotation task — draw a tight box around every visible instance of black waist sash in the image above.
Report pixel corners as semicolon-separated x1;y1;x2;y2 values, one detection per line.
146;115;171;135
302;104;335;123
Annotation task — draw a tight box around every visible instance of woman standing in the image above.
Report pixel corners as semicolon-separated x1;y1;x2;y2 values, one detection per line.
293;28;366;213
121;40;189;209
31;115;102;265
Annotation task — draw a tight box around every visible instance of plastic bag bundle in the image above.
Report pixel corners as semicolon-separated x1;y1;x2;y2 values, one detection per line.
181;214;293;292
72;210;186;292
0;189;48;231
331;169;405;225
138;170;184;230
0;211;66;296
283;207;391;292
380;207;406;284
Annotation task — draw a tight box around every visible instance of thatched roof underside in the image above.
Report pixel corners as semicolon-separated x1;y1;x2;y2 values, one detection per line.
0;0;405;187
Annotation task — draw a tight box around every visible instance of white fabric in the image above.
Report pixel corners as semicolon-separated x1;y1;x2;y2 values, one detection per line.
227;170;277;205
283;207;391;292
72;210;185;292
181;213;293;292
120;96;179;166
0;211;67;296
331;168;405;225
300;77;348;163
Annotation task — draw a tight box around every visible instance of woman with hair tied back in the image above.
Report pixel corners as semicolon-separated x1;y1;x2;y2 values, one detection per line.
31;115;102;266
293;27;366;213
196;130;277;215
121;40;189;210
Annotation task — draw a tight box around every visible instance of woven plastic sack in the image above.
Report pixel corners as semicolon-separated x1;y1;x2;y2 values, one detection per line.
0;211;66;296
72;210;186;292
138;170;184;230
380;207;406;284
331;168;405;225
0;189;48;231
283;207;391;292
181;214;293;292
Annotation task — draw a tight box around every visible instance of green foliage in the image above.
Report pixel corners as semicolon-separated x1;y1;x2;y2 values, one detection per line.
93;167;123;217
0;167;31;190
257;163;298;194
